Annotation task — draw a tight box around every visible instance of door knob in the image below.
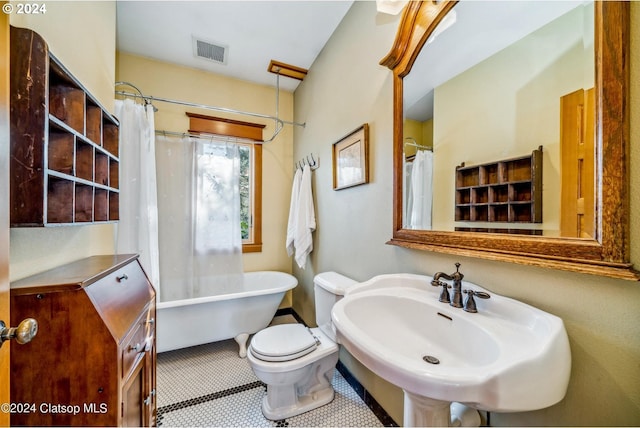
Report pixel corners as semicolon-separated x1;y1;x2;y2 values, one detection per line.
0;318;38;347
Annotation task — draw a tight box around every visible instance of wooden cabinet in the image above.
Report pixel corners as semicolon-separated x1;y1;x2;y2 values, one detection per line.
9;255;156;427
9;26;120;226
455;146;542;224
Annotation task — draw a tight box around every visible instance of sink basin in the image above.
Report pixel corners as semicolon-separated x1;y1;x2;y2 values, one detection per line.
331;274;571;424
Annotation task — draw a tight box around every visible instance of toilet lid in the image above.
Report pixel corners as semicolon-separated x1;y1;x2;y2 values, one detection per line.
251;324;318;362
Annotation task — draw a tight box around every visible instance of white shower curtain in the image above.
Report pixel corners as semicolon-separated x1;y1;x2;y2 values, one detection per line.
115;99;161;298
155;135;244;302
404;160;414;228
408;150;433;230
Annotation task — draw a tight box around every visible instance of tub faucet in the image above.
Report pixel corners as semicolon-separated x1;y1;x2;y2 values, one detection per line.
431;262;464;308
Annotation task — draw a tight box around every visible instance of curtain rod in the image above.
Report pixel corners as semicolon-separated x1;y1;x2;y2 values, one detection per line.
154;129;259;144
404;140;432;151
115;75;306;143
115;90;305;129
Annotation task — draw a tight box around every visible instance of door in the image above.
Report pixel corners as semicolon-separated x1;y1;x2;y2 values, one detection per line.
122;358;145;427
560;87;595;238
1;6;12;426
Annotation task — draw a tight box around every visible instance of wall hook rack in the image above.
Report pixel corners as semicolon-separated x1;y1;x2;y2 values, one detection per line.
296;153;319;171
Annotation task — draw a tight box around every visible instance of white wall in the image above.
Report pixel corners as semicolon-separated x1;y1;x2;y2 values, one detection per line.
293;1;640;425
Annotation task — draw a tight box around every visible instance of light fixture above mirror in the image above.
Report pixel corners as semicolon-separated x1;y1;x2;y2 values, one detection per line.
381;1;638;280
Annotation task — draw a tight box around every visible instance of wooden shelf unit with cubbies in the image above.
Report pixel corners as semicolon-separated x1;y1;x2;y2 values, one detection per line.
9;26;120;227
455;146;542;224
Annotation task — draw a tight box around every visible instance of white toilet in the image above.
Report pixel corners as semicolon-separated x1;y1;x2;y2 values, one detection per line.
247;271;357;420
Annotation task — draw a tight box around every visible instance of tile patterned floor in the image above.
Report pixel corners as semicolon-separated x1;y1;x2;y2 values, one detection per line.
157;334;386;427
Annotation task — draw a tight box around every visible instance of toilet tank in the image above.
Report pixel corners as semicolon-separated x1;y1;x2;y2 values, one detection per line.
314;272;358;342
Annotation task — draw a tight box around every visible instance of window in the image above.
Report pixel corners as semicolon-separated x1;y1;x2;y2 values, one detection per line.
239;142;262;252
187;113;263;252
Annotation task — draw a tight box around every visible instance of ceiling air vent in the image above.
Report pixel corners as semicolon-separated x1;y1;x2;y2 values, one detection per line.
193;36;228;65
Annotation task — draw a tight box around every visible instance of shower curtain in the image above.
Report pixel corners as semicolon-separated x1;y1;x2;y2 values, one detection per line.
407;150;433;230
115;99;161;298
155;135;244;302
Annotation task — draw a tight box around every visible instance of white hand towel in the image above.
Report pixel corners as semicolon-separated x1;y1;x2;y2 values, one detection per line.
294;164;316;269
286;168;303;256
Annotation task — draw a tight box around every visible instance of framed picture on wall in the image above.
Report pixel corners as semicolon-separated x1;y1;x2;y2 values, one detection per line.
332;124;369;190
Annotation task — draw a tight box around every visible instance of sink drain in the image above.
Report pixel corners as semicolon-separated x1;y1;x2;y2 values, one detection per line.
422;355;440;365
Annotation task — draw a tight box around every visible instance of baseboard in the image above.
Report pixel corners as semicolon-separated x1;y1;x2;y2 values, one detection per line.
274;307;308;326
336;361;399;427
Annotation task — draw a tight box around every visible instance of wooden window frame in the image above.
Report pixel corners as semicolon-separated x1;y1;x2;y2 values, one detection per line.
187;113;263;253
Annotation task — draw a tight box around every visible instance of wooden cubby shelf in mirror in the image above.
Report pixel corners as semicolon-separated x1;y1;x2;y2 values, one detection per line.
9;26;120;227
455;146;542;223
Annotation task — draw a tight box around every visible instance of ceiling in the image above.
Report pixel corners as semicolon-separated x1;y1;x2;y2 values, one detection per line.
116;1;354;93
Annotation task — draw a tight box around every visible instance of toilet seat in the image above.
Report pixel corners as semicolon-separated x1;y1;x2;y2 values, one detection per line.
250;324;318;362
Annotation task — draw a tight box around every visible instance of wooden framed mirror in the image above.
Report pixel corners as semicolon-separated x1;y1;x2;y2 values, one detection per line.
382;1;638;280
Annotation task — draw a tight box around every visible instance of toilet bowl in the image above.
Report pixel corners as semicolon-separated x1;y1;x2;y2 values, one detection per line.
247;272;357;420
248;324;339;420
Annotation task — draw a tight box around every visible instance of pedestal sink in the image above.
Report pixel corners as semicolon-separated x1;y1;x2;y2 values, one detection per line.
331;274;571;427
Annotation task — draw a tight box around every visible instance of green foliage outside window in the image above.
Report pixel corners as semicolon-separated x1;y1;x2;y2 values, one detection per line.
239;145;251;240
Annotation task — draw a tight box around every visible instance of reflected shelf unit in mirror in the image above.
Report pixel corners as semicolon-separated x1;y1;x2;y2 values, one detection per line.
455;147;542;224
9;26;120;227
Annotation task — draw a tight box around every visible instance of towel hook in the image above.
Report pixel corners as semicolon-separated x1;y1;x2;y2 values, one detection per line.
294;154;319;171
308;154;319;170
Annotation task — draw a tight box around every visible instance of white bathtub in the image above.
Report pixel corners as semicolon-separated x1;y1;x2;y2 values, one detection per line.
156;271;297;356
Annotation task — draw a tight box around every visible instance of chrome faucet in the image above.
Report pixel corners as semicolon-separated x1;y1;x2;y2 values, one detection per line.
431;262;464;308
